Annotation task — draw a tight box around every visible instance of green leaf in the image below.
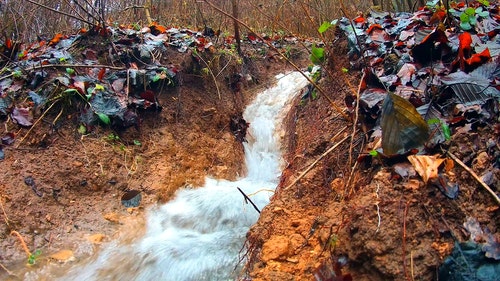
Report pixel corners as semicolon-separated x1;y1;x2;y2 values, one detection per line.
97;113;110;125
63;88;79;94
478;10;489;17
441;122;451;141
12;70;22;78
133;140;142;146
311;89;318;100
310;45;325;65
341;67;349;73
318;21;332;34
460;21;472;30
94;84;104;91
380;92;430;155
427;118;441;125
460;13;470;23
369;149;379;157
66;68;75;75
78;124;87;135
465;7;476;16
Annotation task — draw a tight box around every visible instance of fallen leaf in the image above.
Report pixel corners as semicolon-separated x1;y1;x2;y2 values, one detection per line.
11;107;33;127
380;92;429;154
407;155;444;184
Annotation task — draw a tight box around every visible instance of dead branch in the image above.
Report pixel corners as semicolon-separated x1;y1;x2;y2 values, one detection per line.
402;201;410;281
24;0;93;26
447;151;500;205
237;187;260;213
284;128;350;190
10;230;32;258
0;262;15;277
0;195;10;227
193;53;221;99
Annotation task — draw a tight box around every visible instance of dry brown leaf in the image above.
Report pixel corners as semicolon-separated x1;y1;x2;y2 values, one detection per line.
407;155;445;184
443;158;454;172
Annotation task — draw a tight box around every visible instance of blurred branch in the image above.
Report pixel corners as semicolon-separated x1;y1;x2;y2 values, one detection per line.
24;0;93;26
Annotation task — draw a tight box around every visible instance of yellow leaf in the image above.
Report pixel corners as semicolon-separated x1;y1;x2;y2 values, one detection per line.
407;155;444;184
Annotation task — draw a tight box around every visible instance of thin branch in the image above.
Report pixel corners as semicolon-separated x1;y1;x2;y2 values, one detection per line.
10;230;32;258
284;129;350;190
447;151;500;205
24;0;93;26
237;187;260;213
0;195;10;227
194;52;221;99
25;63;126;71
16;98;60;148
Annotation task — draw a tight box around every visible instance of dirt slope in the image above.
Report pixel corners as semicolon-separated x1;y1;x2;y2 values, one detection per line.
246;38;500;280
0;41;297;276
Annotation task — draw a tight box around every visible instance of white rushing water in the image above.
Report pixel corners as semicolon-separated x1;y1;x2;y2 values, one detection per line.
28;71;309;281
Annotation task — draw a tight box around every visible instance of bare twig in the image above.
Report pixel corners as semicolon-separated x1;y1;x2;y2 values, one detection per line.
194;52;221;99
10;230;32;258
237;187;260;213
374;182;381;233
24;0;93;26
16;99;59;148
25;63;126;72
0;195;10;227
0;262;15;277
447;151;500;205
402;201;410;281
284;129;350;190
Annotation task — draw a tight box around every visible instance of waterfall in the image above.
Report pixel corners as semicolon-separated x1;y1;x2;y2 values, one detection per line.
25;71;309;281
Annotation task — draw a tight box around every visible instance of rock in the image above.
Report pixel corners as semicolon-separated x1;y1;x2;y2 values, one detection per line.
103;212;120;223
261;235;290;262
49;250;75;263
87;233;106;244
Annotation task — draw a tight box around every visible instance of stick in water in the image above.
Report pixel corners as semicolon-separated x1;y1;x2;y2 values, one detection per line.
237;187;261;213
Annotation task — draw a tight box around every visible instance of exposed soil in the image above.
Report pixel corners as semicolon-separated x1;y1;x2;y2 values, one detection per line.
1;34;499;281
246;37;500;280
0;39;299;275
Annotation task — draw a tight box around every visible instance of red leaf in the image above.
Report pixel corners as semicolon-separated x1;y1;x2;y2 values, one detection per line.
367;24;383;34
97;68;106;81
353;16;365;24
140;90;156;102
150;22;167;35
464;48;491;70
49;33;64;46
5;38;12;49
458;32;473;54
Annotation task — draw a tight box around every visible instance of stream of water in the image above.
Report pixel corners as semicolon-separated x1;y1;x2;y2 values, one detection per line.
26;71;309;281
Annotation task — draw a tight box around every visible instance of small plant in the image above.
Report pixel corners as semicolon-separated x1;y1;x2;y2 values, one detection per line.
104;133;120;143
10;230;41;265
27;249;42;265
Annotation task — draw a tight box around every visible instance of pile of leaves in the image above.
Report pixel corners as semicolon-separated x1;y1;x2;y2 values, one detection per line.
330;0;500;271
332;1;499;181
0;22;220;158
